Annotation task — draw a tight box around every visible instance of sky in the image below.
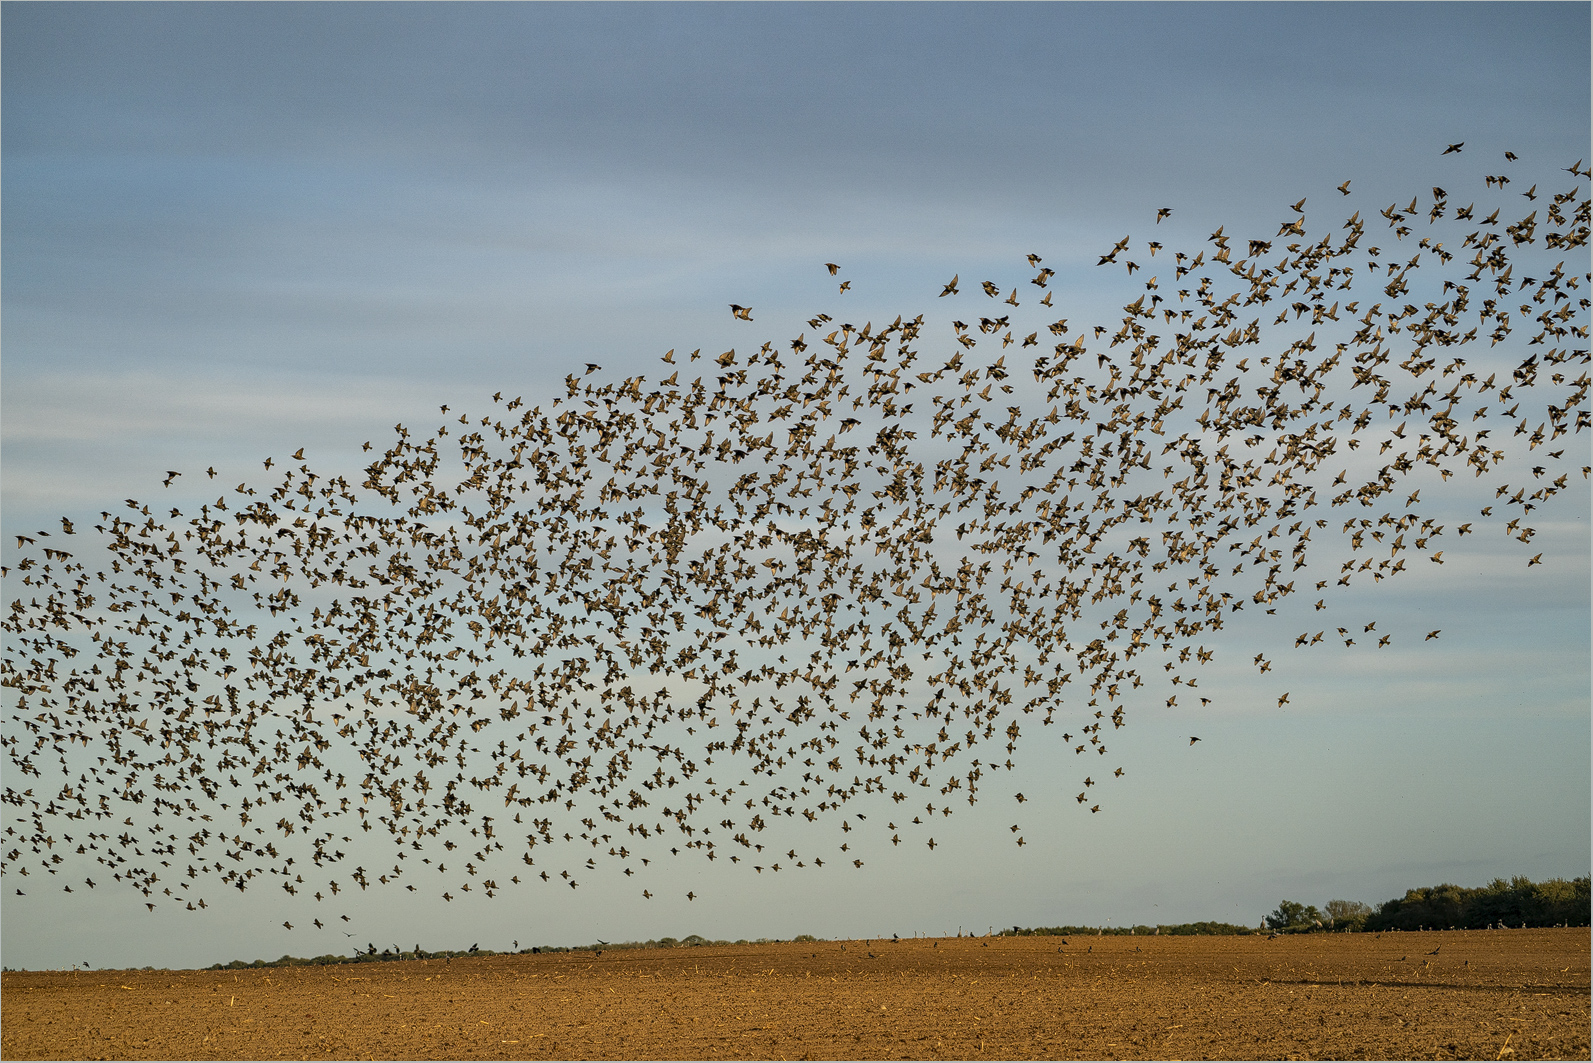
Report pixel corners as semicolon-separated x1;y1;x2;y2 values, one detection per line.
2;2;1589;971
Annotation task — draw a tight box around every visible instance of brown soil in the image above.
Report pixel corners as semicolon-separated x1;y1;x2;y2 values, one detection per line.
2;928;1587;1060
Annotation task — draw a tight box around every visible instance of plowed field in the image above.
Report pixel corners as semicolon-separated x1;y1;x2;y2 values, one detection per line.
3;928;1587;1059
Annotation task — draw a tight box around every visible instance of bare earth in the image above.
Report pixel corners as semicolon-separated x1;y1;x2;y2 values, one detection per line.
3;928;1587;1060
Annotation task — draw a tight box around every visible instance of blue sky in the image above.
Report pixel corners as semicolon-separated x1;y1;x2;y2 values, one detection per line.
3;2;1589;971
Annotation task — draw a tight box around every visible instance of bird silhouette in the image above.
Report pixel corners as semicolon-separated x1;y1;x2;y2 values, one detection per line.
1;143;1582;917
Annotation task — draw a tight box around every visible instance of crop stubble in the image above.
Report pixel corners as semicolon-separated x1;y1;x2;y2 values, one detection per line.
2;928;1587;1060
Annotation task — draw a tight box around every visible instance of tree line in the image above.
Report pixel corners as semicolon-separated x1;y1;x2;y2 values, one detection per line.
1268;876;1590;933
1004;921;1254;937
1000;876;1591;939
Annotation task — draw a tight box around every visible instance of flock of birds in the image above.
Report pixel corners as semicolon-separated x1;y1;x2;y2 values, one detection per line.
2;147;1587;926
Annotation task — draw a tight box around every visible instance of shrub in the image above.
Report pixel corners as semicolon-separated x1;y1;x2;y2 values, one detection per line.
1265;900;1323;931
1324;899;1372;932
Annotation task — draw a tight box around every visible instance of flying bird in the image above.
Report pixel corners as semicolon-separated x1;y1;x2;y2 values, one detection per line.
2;145;1575;922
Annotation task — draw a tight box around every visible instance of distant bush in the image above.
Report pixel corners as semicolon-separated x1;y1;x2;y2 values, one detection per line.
1154;921;1257;936
1324;900;1372;932
1364;876;1590;931
1266;900;1324;931
1005;922;1255;937
205;947;496;970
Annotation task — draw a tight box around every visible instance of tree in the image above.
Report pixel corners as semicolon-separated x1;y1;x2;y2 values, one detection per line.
1323;899;1371;930
1265;899;1322;930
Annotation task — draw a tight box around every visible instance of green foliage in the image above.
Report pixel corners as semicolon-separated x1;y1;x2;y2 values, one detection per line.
1265;900;1323;931
1155;921;1258;936
1324;899;1372;932
1364;876;1590;931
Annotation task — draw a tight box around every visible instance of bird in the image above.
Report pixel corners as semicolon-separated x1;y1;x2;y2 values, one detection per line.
1443;142;1464;154
730;304;753;321
826;263;840;275
3;145;1576;926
